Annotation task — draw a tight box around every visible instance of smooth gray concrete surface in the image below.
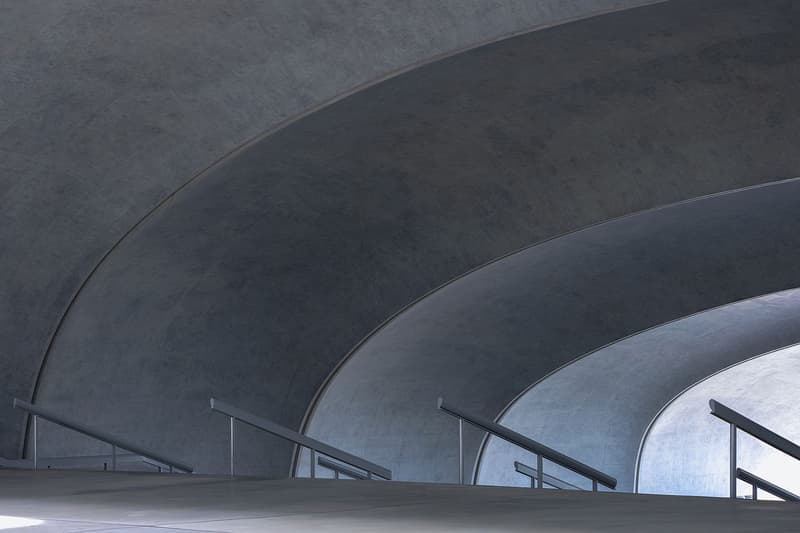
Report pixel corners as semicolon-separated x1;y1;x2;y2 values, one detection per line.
638;343;800;498
33;0;800;478
475;289;800;492
2;470;800;532
0;0;654;461
307;180;800;483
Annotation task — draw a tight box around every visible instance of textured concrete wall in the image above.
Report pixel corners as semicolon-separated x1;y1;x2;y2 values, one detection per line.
638;344;800;497
26;0;800;478
0;0;656;459
475;289;800;492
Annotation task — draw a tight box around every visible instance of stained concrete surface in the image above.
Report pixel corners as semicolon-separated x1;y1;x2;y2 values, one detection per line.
0;0;653;462
477;289;800;492
1;470;800;532
35;0;800;479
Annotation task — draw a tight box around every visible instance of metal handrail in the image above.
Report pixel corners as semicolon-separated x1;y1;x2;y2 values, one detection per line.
514;461;583;490
709;400;800;459
0;453;170;472
318;456;370;480
737;468;800;502
12;398;193;473
210;398;391;480
437;397;617;490
709;399;800;500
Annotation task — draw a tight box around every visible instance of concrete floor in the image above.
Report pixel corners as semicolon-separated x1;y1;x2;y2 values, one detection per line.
1;471;799;532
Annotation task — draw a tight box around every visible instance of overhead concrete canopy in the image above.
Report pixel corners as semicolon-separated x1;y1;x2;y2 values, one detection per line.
476;288;800;492
1;0;657;459
18;0;800;479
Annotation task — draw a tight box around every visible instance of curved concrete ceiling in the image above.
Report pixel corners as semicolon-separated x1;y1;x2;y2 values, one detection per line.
475;288;800;492
305;180;800;483
0;0;650;459
28;1;800;478
638;343;800;498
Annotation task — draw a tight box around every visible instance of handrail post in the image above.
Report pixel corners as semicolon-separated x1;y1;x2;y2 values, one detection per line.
536;454;543;489
229;416;235;478
592;480;598;492
310;448;316;478
210;398;391;481
112;444;117;471
752;483;757;501
730;422;737;499
32;415;38;471
458;418;464;485
437;397;616;490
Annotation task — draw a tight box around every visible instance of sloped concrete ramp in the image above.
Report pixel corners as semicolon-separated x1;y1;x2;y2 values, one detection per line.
0;470;798;532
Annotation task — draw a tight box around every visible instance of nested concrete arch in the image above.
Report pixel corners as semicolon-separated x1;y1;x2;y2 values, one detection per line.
0;0;655;459
475;288;800;492
31;1;800;478
637;343;800;497
303;181;800;483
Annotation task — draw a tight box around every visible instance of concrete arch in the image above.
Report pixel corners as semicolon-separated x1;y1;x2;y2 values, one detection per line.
637;343;800;497
0;0;653;459
33;1;800;478
304;180;800;483
474;288;800;492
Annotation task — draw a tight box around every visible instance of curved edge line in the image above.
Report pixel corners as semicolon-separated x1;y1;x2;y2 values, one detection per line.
22;0;668;464
632;338;800;494
472;286;800;486
298;173;800;478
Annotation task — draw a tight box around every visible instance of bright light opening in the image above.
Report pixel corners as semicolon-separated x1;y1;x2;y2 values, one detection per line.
0;516;44;530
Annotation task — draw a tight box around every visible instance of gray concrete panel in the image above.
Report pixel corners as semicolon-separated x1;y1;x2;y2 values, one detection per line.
0;0;648;459
638;344;800;497
34;1;800;478
476;289;800;492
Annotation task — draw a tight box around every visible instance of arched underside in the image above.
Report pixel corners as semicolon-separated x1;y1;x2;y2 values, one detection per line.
33;0;800;478
476;288;800;492
305;180;800;483
638;344;800;498
0;0;658;460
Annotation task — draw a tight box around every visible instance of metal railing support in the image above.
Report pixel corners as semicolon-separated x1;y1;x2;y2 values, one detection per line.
537;454;543;489
210;398;391;480
32;415;38;471
13;398;193;474
729;423;737;500
229;416;235;478
458;418;464;485
710;399;800;501
514;461;583;490
437;397;617;490
736;468;800;502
